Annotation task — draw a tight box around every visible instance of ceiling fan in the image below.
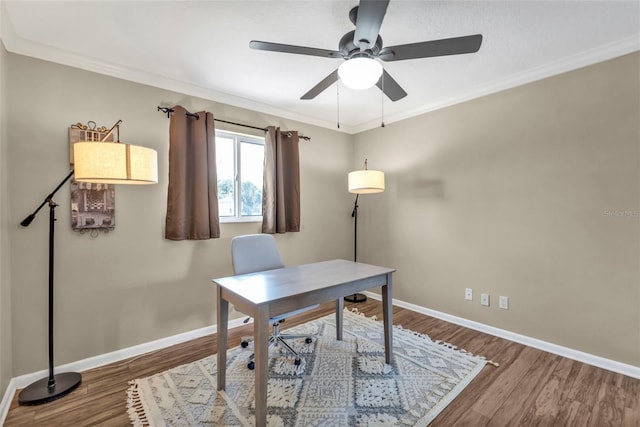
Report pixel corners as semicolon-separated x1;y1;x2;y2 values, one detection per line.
250;0;483;102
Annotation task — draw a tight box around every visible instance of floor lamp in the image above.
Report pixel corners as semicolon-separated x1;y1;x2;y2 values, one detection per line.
344;159;385;303
18;120;158;405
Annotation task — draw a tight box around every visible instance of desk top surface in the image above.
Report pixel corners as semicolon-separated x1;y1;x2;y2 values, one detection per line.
212;259;395;305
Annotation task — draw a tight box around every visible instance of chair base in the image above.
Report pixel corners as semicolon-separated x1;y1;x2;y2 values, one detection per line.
242;328;314;370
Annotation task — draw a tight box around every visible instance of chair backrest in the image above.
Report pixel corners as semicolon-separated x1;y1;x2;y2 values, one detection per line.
231;234;285;275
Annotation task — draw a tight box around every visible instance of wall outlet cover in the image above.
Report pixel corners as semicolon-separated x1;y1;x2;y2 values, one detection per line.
499;296;509;310
480;293;490;306
465;288;473;301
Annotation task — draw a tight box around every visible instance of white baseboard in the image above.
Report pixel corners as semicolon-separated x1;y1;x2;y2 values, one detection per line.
6;315;251;408
362;291;640;379
0;378;16;426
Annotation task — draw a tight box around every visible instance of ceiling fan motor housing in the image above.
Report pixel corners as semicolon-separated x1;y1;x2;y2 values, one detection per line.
339;30;383;59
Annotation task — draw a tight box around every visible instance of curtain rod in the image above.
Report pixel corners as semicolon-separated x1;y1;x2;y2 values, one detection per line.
156;106;311;141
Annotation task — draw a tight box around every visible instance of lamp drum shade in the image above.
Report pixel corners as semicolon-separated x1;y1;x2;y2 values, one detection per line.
348;169;385;194
74;141;158;184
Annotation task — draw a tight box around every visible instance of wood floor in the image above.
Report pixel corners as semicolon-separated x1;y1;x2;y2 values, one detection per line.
5;299;639;426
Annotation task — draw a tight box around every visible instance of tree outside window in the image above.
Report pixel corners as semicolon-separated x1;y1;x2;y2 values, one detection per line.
215;132;264;221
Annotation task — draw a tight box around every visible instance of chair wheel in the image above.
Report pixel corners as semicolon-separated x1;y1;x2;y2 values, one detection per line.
247;361;255;370
305;337;312;344
241;341;249;348
294;358;301;366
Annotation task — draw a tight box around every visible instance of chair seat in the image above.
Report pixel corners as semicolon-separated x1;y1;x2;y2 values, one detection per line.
270;304;320;323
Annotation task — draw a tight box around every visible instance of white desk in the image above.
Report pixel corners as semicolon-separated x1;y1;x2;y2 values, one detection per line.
213;259;395;427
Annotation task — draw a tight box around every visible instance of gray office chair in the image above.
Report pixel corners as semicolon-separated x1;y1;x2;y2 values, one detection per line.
231;234;318;370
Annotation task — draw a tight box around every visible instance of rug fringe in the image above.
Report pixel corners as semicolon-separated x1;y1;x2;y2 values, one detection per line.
126;380;150;427
348;307;364;316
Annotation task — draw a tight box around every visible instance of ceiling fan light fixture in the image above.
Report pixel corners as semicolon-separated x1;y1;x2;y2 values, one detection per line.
338;57;383;90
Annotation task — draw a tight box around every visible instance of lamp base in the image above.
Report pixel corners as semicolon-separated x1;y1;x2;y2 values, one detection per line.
18;372;82;405
344;293;367;303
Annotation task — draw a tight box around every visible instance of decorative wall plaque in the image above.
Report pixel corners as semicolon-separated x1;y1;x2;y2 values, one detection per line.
69;121;116;233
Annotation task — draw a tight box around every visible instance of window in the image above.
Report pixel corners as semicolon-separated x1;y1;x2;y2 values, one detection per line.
215;131;265;222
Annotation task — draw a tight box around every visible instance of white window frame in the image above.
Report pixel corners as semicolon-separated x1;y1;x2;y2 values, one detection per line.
216;130;265;223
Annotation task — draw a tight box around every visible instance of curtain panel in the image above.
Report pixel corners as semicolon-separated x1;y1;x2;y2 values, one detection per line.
165;106;220;240
262;127;301;234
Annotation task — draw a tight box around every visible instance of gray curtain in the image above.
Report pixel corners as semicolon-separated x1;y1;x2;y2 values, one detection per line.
262;127;301;233
165;105;220;240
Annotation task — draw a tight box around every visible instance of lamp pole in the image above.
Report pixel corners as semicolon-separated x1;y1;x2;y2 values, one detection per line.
353;194;359;262
18;170;82;405
345;193;367;303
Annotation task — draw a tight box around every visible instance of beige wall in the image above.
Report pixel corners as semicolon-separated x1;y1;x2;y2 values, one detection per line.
6;53;353;376
0;41;12;393
354;53;640;366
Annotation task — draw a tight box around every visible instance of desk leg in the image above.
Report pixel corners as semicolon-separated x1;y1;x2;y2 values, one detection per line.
216;287;228;391
335;298;344;341
254;305;269;427
382;273;393;365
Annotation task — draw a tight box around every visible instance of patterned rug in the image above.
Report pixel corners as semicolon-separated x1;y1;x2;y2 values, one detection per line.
127;310;486;426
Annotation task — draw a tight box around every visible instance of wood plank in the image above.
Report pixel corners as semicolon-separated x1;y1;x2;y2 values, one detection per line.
622;374;640;426
568;363;608;407
471;344;541;418
591;371;625;426
557;400;594;426
487;351;560;425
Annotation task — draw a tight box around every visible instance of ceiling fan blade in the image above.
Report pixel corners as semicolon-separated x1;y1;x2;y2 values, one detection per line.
376;70;407;102
378;34;483;61
353;0;390;51
301;70;339;100
250;40;343;59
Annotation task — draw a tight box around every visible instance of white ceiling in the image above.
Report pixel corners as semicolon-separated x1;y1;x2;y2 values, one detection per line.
1;1;639;134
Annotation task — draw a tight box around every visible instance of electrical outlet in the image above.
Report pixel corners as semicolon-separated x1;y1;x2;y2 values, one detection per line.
499;296;509;310
480;293;490;306
465;288;473;301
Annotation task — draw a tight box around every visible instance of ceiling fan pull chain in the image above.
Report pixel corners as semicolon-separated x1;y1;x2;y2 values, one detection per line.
337;79;340;129
381;74;385;128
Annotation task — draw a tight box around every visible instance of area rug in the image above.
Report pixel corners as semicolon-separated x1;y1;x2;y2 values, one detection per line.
127;310;486;426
